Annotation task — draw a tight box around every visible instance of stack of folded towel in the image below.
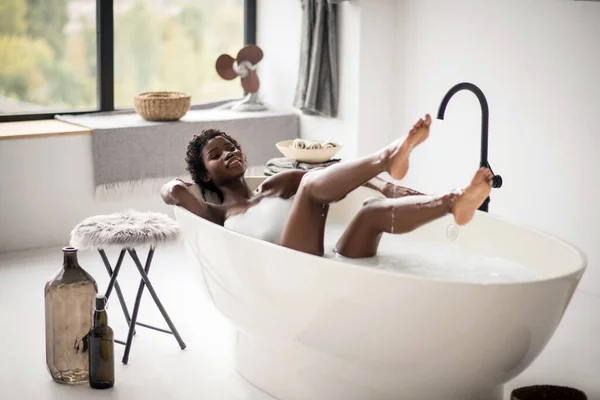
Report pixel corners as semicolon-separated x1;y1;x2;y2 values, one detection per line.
264;157;341;176
291;138;338;150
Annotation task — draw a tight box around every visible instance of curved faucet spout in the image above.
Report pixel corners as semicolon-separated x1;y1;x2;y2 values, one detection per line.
436;82;502;212
437;82;489;167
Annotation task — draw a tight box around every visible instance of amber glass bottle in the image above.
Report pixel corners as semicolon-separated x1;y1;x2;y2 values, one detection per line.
44;247;98;384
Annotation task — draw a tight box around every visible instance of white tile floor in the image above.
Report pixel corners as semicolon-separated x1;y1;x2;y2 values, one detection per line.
0;243;598;400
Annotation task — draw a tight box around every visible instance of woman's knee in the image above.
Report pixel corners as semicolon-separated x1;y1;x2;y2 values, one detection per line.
359;198;419;234
361;196;384;208
297;171;319;198
297;170;345;203
358;196;388;219
351;197;386;231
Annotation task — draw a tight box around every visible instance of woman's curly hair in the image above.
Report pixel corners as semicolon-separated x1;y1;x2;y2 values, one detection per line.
185;128;243;202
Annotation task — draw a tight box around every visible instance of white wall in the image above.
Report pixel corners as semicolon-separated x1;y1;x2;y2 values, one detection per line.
257;0;361;160
0;134;172;253
357;0;399;157
255;0;301;112
397;0;600;295
257;0;399;160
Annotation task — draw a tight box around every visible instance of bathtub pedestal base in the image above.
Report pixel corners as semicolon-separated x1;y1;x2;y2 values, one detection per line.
234;331;503;400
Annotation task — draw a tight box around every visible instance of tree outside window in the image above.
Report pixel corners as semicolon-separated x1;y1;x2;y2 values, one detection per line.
0;0;244;118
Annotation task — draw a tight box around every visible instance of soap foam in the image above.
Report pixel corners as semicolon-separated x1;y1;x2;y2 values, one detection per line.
323;222;539;283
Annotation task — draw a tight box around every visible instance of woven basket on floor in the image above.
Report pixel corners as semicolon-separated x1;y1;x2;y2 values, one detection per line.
134;91;191;121
511;385;587;400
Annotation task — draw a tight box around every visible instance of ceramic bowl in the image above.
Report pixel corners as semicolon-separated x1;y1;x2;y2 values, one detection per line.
276;140;342;163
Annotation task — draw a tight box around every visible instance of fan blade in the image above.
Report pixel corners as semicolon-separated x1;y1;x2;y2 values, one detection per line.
241;70;260;93
216;54;238;80
236;45;263;65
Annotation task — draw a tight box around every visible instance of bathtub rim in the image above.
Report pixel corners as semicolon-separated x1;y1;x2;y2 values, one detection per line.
174;204;587;288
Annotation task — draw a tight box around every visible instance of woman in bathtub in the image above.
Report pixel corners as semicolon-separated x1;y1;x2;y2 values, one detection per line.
161;114;493;258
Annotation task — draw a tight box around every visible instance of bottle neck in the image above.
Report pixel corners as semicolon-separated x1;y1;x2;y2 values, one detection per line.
63;249;79;269
93;309;108;328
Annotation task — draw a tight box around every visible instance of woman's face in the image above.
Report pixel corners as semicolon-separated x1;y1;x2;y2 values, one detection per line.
201;136;246;184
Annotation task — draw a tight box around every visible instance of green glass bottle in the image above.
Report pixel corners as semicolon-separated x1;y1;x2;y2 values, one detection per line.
88;294;114;389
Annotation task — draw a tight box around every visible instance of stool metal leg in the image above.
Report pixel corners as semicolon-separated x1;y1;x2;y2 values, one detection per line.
135;321;173;335
121;248;152;365
98;249;133;330
128;249;187;350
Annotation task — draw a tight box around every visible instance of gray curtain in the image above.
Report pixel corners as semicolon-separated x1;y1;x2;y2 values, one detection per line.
294;0;345;118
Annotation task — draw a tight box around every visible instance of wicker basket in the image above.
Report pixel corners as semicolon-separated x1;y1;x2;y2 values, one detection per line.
134;91;191;121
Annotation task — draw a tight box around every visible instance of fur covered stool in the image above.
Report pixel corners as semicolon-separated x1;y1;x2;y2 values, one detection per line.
70;209;186;364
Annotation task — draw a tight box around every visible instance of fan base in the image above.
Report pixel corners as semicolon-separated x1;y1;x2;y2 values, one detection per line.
232;92;267;112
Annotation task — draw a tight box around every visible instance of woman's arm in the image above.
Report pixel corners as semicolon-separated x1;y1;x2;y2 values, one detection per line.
161;179;223;224
363;176;425;198
257;170;308;198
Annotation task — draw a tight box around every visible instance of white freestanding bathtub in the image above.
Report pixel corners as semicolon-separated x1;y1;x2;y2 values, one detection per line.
174;177;586;400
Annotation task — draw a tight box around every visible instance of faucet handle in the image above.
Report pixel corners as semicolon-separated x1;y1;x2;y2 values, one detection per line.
482;162;502;189
492;175;503;189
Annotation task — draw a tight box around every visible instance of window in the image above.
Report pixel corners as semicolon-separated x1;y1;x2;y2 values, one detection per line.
0;0;256;122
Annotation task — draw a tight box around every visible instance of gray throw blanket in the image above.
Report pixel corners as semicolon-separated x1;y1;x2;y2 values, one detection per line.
56;109;299;197
264;157;340;176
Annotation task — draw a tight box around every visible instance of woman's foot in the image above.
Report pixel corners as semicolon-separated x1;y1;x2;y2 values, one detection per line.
384;114;432;180
452;168;493;225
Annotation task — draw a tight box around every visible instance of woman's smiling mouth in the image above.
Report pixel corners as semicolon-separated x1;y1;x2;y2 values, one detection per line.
227;158;242;168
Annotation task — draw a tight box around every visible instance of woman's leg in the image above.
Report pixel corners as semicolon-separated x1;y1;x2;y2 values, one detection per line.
336;168;493;258
279;115;432;256
303;115;431;203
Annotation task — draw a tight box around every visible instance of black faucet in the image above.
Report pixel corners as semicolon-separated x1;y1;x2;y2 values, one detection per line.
437;82;503;212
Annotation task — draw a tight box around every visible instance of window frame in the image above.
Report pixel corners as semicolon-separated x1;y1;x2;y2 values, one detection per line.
0;0;256;123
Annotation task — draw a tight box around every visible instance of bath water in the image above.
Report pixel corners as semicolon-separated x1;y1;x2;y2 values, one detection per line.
322;222;539;283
